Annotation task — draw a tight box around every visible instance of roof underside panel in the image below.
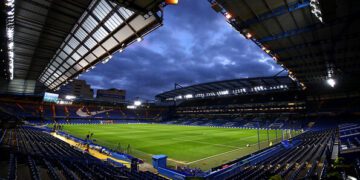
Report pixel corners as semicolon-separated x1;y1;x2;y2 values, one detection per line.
38;0;161;90
14;0;91;81
213;0;360;91
156;76;299;99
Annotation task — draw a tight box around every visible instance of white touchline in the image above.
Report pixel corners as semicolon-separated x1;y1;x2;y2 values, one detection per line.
185;139;273;165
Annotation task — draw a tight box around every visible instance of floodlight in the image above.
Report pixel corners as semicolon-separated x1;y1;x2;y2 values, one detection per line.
136;37;143;42
245;32;252;39
102;57;111;64
184;94;193;99
165;0;178;5
326;78;336;88
65;95;76;100
134;100;142;106
225;13;232;19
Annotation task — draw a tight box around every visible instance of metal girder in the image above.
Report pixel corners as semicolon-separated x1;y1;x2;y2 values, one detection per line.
280;47;350;62
272;32;360;54
110;0;162;15
258;23;320;43
240;0;310;28
258;12;358;43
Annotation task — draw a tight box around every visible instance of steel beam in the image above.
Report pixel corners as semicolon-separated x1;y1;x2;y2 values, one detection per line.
258;23;320;43
241;0;310;28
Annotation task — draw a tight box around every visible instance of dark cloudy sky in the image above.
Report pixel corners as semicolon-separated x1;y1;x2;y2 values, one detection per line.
80;1;286;100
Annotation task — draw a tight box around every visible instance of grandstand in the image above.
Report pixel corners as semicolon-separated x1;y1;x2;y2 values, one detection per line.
1;0;360;179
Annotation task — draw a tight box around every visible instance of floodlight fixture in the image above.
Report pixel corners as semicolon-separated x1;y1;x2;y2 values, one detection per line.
65;95;76;100
245;32;252;39
134;100;142;106
225;13;232;19
326;78;336;88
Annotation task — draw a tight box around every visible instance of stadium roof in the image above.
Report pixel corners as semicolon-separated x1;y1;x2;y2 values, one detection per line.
209;0;360;92
1;0;164;93
156;76;299;100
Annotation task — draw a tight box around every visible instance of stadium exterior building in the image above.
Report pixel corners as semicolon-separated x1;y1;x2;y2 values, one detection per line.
59;79;94;99
96;88;126;102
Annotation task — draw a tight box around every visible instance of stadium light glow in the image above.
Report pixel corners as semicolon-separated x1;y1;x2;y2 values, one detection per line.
326;78;336;88
310;0;323;22
127;105;136;109
136;37;143;42
6;0;15;80
184;94;193;99
102;56;111;64
119;48;124;53
65;95;76;100
225;13;232;19
134;100;142;106
217;90;229;96
245;32;252;39
165;0;178;5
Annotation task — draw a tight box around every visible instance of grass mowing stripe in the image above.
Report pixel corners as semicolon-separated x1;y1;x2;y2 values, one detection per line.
59;124;301;170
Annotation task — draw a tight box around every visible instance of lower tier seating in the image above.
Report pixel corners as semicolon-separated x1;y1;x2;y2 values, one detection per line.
0;128;165;180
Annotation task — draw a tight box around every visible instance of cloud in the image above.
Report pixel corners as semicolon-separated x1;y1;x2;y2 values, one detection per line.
81;1;286;100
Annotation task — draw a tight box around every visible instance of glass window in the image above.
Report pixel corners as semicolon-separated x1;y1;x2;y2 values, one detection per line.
78;45;88;56
53;61;59;68
63;45;73;55
93;1;111;21
63;62;70;69
75;27;88;41
72;52;81;62
59;67;66;73
105;13;122;31
65;71;72;78
85;37;97;49
59;51;67;60
67;58;76;66
85;53;97;62
55;57;63;63
93;27;108;42
119;7;133;19
68;37;80;49
79;59;88;67
83;15;97;32
68;68;76;74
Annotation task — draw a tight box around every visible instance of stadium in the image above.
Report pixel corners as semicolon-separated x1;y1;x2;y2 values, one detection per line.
0;0;359;179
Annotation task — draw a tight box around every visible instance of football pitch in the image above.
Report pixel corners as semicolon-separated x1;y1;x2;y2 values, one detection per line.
61;123;301;170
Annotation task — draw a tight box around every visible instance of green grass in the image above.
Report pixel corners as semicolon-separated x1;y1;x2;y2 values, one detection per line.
58;123;301;170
